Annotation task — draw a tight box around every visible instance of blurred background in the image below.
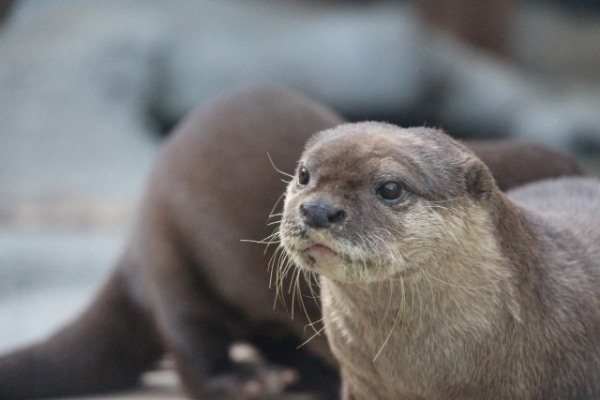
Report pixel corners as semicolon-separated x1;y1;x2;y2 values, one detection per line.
0;0;599;398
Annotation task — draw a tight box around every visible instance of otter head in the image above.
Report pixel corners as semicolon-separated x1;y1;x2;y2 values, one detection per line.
280;122;498;283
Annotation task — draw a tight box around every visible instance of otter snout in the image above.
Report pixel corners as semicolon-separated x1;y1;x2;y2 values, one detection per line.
300;202;346;229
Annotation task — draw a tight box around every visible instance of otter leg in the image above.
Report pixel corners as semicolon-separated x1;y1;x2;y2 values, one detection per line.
153;279;301;399
162;309;237;397
148;258;303;398
145;255;237;397
142;238;291;398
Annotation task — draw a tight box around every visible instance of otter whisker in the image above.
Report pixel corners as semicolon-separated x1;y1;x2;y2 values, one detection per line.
288;267;299;319
424;204;453;212
264;230;282;246
241;230;279;247
295;270;317;331
377;279;397;336
268;245;286;287
276;251;292;300
240;239;269;245
266;151;294;179
267;193;285;221
374;278;406;362
303;270;321;310
305;316;326;330
274;248;296;313
297;321;329;350
245;228;282;256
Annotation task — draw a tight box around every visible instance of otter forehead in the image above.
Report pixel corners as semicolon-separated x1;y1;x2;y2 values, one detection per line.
300;122;474;200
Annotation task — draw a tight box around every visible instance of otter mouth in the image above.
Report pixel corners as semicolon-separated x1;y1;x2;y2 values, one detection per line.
306;243;338;256
301;243;344;267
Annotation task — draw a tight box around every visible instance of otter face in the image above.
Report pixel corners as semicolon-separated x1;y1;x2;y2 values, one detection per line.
279;122;494;283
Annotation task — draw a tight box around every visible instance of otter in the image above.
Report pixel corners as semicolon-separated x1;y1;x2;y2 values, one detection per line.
0;87;583;400
280;122;600;400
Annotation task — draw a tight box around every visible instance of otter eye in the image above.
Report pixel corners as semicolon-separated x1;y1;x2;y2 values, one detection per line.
377;181;402;201
297;166;310;186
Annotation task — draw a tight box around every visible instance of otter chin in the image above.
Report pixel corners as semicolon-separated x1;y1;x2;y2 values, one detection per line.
280;122;600;400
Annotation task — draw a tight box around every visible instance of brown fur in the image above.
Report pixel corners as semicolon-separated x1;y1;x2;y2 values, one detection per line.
0;88;583;399
280;122;600;399
466;139;582;191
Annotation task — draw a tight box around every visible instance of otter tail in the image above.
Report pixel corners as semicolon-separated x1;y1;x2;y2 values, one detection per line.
0;263;164;399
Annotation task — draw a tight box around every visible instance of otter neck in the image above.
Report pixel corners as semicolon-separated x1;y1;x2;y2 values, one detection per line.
322;260;516;344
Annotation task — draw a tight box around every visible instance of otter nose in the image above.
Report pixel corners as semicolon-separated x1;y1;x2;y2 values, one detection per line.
300;202;346;229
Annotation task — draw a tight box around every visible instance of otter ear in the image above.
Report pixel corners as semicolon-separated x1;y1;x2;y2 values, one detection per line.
466;159;494;200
